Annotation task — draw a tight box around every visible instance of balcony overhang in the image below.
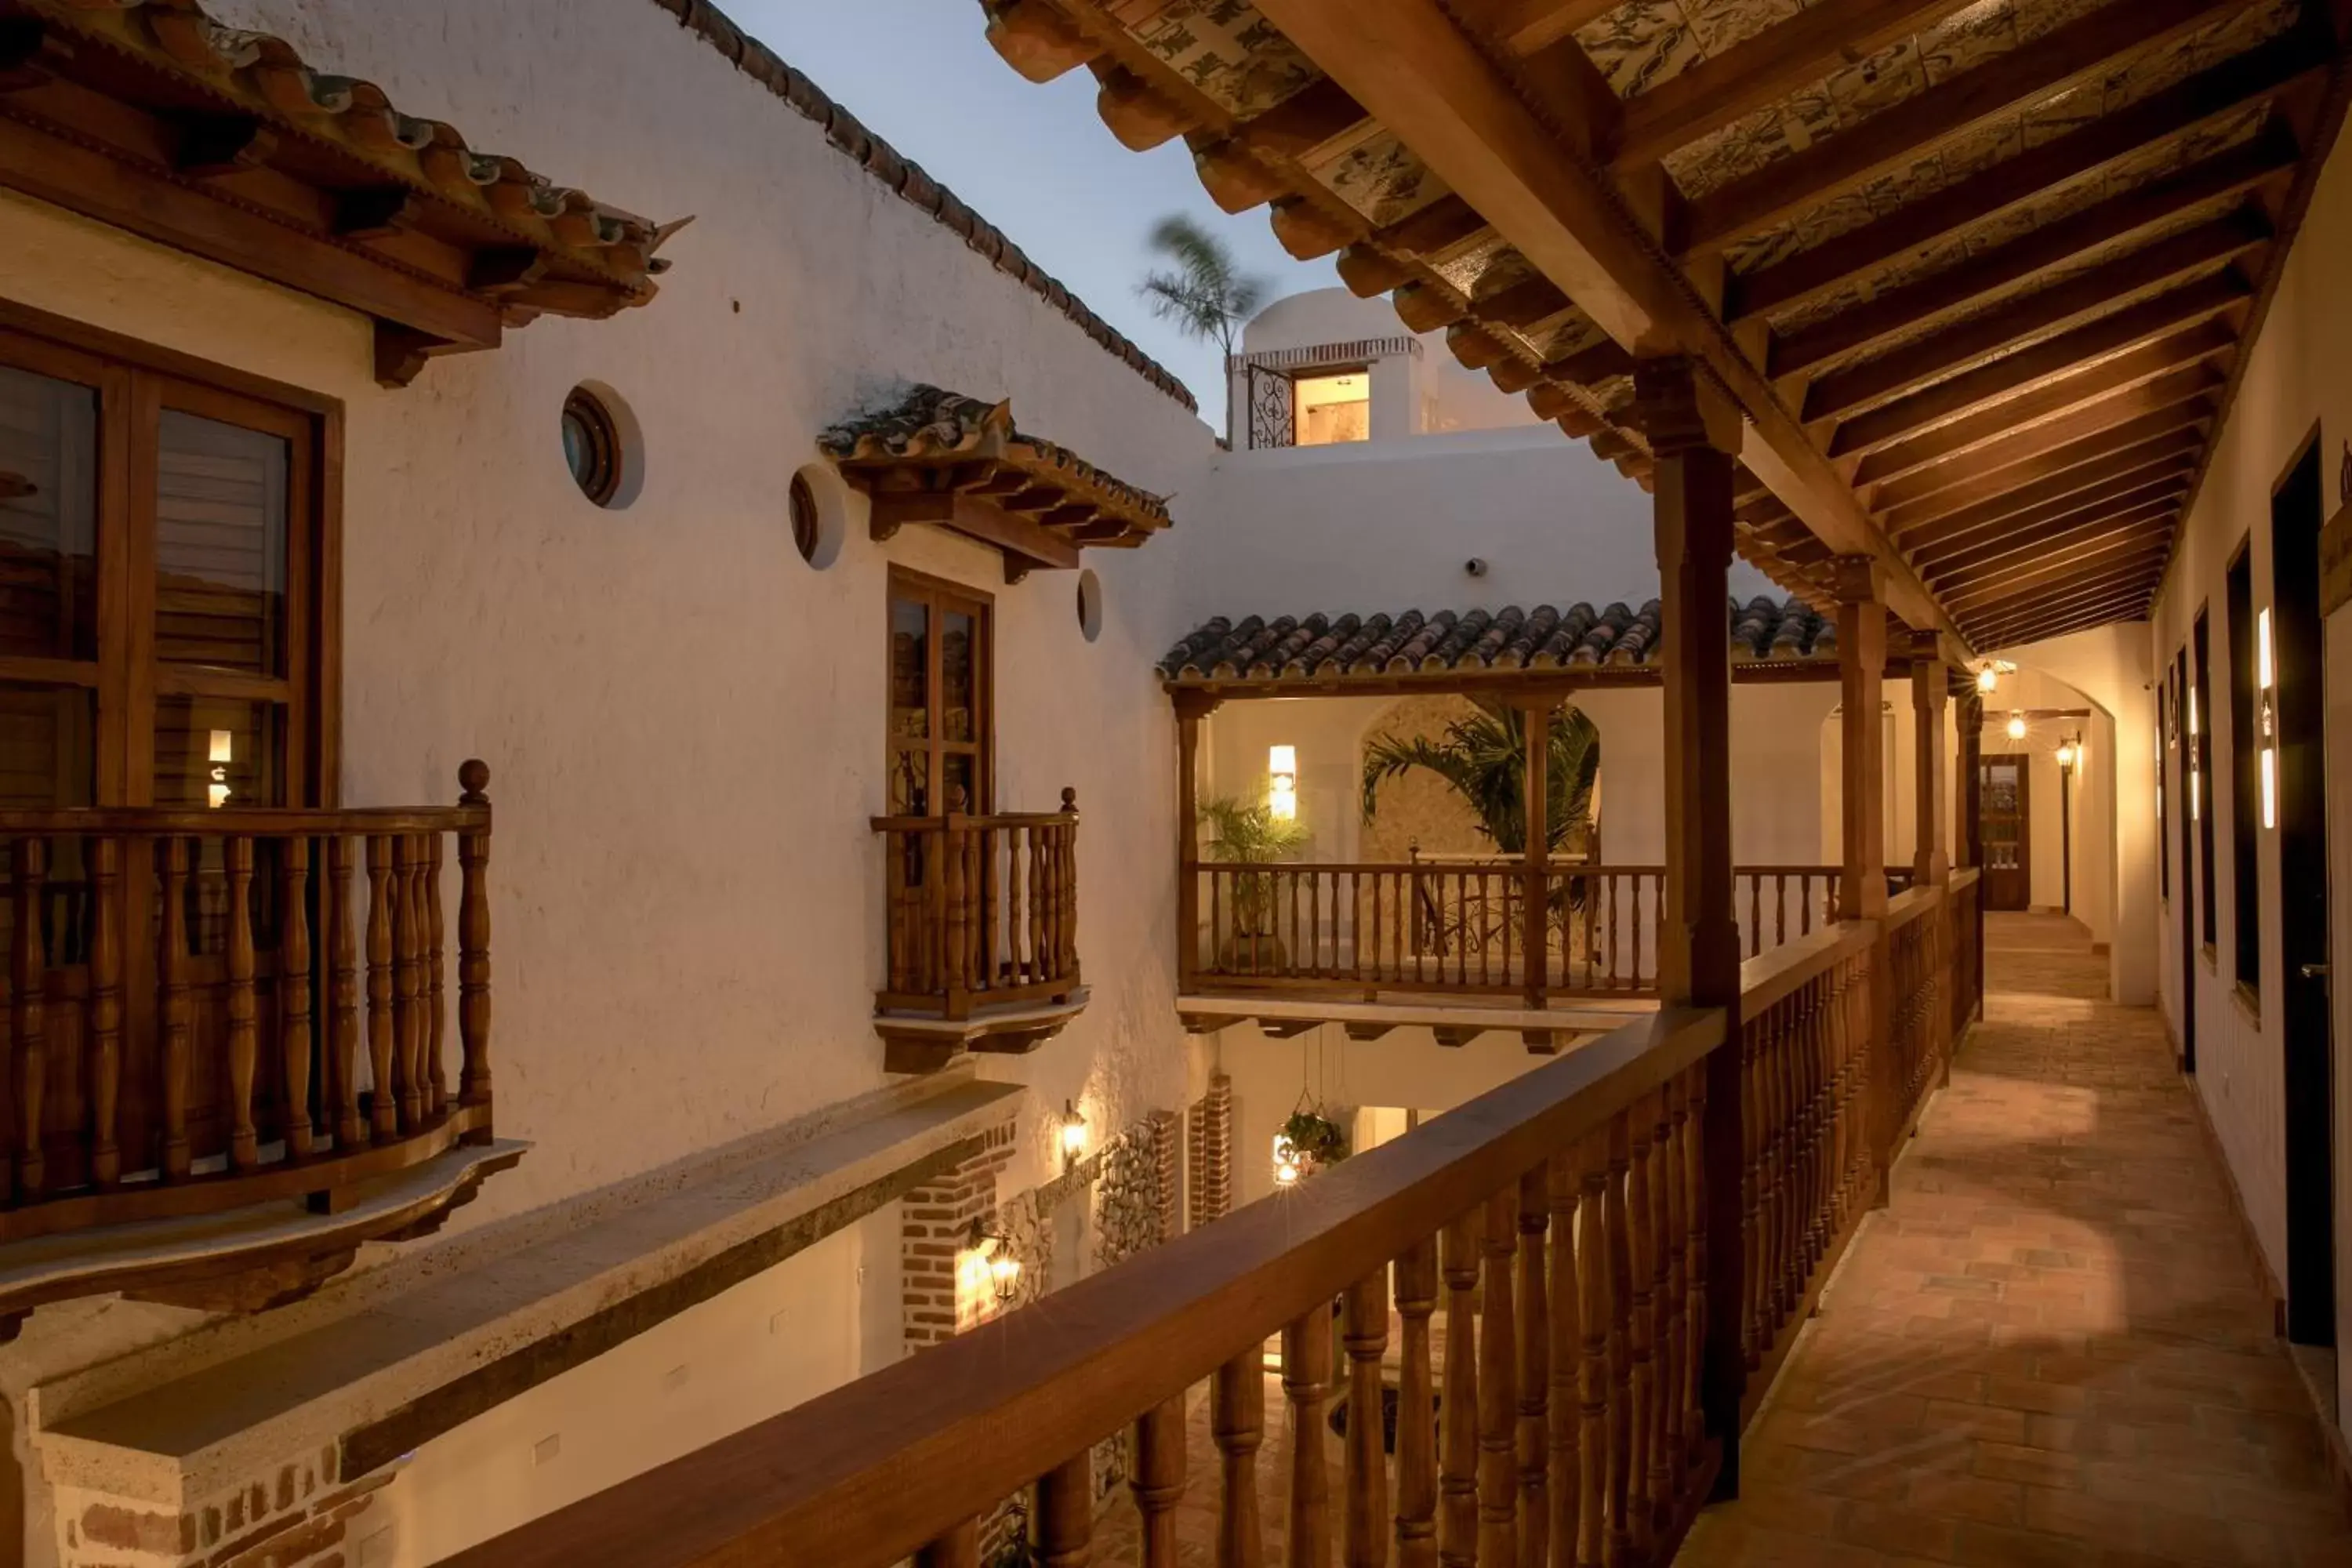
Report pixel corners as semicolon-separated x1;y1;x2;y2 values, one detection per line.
0;0;679;387
823;386;1171;583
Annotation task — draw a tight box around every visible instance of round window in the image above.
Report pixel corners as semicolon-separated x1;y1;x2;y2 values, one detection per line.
561;387;622;506
1076;568;1104;643
790;474;821;564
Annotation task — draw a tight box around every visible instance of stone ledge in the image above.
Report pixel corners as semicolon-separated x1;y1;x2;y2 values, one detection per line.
31;1069;1024;1510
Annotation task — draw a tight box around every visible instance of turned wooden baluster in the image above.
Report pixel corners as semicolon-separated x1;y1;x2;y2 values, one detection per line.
916;1523;980;1568
394;833;426;1129
1777;994;1805;1323
1626;1095;1658;1558
365;835;397;1139
426;831;446;1118
1439;1214;1481;1568
1058;787;1079;978
85;835;122;1186
1343;1272;1388;1568
13;838;44;1198
1655;1083;1686;1521
1516;1167;1549;1568
1479;1187;1519;1568
1214;1347;1266;1568
1739;1004;1764;1370
223;836;260;1171
328;836;362;1147
1548;1152;1581;1566
458;761;492;1120
1283;1301;1333;1568
1682;1065;1710;1475
158;837;191;1180
1756;1005;1784;1351
1577;1138;1610;1568
1038;1450;1093;1568
1133;1395;1187;1568
1605;1112;1635;1566
1395;1236;1439;1568
278;837;314;1157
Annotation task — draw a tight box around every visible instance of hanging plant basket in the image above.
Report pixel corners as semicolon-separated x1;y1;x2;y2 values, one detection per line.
1280;1108;1348;1172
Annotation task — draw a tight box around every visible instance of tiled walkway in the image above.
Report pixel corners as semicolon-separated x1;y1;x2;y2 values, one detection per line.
1679;912;2352;1566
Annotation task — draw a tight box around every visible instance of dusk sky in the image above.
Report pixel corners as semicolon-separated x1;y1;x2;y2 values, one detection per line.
733;0;1338;430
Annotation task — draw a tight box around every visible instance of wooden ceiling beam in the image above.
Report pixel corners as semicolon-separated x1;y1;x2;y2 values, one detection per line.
1683;0;2246;252
1882;406;2212;538
1964;572;2169;644
1911;470;2194;573
1925;496;2184;584
1850;325;2235;486
1728;37;2320;322
1869;369;2221;515
1802;216;2266;422
1613;0;1986;170
1968;582;2167;647
1943;534;2175;612
1770;137;2296;378
1447;0;1623;56
1827;273;2249;456
1903;437;2204;557
1250;0;1976;655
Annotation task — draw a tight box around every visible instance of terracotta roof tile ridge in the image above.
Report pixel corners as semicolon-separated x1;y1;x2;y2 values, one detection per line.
643;0;1198;413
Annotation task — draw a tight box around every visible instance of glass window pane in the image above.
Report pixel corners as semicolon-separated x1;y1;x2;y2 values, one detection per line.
942;609;976;742
0;681;94;807
156;409;287;674
891;598;930;742
0;364;98;660
943;753;976;815
154;695;282;809
891;746;927;815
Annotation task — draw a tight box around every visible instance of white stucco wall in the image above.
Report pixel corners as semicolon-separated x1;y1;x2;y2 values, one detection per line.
2147;121;2352;1325
0;0;1223;1557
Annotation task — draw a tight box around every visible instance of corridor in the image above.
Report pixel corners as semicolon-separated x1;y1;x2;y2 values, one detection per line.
1678;913;2352;1566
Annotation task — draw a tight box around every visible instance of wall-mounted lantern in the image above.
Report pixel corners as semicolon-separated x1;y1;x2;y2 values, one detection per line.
2259;607;2278;829
1268;744;1298;822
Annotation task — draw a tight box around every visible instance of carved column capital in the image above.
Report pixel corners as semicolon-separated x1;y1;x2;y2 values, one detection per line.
1831;552;1885;608
1632;355;1744;458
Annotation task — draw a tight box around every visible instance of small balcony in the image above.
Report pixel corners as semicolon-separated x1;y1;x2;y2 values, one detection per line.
0;764;517;1330
873;789;1086;1073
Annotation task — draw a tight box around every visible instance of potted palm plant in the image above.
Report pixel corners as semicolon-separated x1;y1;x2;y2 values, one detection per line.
1199;794;1310;970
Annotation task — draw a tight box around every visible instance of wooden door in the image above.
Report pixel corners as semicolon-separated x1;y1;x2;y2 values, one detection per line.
887;568;993;816
1980;756;2031;910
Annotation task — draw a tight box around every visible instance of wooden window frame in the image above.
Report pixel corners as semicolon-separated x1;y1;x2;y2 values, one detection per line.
2226;539;2259;1007
886;565;994;818
0;296;343;808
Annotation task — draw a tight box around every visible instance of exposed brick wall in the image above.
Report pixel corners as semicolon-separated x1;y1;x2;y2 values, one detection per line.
54;1453;397;1568
900;1117;1017;1352
1149;1109;1178;1246
1187;1073;1232;1230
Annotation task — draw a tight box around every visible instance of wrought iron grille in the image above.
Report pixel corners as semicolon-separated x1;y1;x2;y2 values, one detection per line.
1246;365;1295;451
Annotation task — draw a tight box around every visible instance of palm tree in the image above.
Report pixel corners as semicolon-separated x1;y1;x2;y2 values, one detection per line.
1137;214;1269;365
1359;699;1602;855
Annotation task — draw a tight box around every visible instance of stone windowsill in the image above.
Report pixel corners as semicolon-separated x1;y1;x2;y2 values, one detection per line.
31;1068;1024;1510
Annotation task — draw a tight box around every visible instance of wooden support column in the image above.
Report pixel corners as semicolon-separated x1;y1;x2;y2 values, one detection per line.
1519;699;1556;1007
1175;691;1217;991
1911;632;1950;887
1835;557;1889;924
1952;681;1982;872
1632;356;1745;1500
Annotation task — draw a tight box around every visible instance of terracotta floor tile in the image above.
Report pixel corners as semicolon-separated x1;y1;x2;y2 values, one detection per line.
1675;914;2352;1568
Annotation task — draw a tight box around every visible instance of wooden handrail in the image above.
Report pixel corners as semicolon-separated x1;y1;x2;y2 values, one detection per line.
1881;884;1942;932
0;804;488;835
1737;917;1876;1018
441;1007;1728;1568
869;808;1079;833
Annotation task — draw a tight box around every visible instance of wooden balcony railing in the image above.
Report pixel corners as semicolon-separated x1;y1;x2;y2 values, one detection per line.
0;763;493;1244
1189;860;1922;1001
451;872;1984;1568
875;791;1080;1022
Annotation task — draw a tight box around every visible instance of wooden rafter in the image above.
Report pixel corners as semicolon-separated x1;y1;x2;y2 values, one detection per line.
979;0;2352;652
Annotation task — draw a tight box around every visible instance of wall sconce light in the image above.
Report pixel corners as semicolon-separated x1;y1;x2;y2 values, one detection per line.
1268;744;1298;822
2188;688;2201;821
206;728;233;809
966;1218;1021;1305
2006;711;2027;742
2056;738;2077;771
1272;1132;1301;1188
1059;1099;1088;1163
2258;608;2278;829
1976;665;1999;694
